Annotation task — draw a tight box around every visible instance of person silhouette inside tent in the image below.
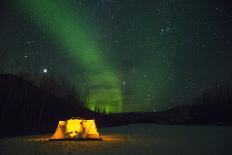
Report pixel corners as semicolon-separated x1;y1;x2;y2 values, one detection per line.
77;121;86;139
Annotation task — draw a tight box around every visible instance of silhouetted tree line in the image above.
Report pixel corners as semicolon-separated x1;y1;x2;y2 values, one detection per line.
17;72;88;107
0;51;108;138
106;82;232;125
0;74;104;138
192;81;232;105
94;105;107;114
186;81;232;124
0;49;8;74
155;82;232;125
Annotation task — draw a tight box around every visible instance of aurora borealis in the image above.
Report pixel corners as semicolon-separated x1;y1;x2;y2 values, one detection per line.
1;0;232;112
16;0;123;112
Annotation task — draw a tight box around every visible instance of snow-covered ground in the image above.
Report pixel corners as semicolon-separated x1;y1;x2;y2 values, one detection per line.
0;124;231;155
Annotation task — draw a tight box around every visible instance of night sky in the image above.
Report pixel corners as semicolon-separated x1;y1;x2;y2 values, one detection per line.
1;0;232;112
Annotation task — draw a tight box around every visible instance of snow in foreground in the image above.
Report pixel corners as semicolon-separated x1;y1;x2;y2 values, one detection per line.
0;124;231;155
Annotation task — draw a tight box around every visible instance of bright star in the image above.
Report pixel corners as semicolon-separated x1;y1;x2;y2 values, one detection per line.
43;68;48;73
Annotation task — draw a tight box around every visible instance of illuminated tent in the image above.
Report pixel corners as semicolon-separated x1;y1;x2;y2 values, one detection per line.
50;118;101;140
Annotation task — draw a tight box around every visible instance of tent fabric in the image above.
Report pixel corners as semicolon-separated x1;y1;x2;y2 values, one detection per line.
50;118;101;140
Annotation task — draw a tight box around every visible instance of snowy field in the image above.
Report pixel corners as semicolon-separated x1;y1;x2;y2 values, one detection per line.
0;124;231;155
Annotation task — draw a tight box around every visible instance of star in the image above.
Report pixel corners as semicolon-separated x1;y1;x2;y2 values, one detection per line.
43;68;48;74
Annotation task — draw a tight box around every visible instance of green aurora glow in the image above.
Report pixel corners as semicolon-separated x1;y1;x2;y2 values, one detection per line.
18;0;122;112
2;0;232;112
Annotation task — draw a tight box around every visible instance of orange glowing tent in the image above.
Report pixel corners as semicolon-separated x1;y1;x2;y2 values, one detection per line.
50;118;102;140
